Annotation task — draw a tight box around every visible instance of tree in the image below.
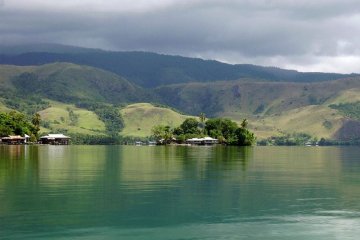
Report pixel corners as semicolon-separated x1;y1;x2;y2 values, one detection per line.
94;106;124;136
199;113;206;123
180;118;200;134
32;113;41;137
204;118;256;145
9;111;31;135
151;125;173;144
198;113;206;133
0;111;36;137
32;113;41;126
0;124;12;137
241;119;248;128
205;118;238;141
151;125;165;140
172;126;184;136
235;128;256;146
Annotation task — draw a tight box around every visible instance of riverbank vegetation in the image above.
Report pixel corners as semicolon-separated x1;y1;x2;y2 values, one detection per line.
68;133;147;145
257;133;315;146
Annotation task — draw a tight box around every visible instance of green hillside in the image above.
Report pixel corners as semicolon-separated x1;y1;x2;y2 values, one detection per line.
251;105;344;139
1;62;360;142
155;78;360;117
0;65;34;85
7;63;154;104
0;101;11;113
155;78;360;140
32;101;194;138
120;103;192;137
7;101;193;138
38;101;106;135
33;100;357;141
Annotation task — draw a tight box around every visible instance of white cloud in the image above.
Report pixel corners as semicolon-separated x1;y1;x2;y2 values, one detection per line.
5;0;186;12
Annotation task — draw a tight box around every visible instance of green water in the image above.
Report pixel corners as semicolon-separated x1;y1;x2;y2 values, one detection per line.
0;145;360;239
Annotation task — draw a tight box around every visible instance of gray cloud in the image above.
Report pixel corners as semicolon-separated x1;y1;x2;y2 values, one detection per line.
1;0;360;73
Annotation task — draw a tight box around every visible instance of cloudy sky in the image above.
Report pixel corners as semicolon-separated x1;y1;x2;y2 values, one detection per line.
1;0;360;73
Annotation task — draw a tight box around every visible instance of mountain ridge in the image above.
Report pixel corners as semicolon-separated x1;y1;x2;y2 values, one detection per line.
0;44;358;88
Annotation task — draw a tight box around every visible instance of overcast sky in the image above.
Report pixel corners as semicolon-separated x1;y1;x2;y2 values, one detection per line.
1;0;360;73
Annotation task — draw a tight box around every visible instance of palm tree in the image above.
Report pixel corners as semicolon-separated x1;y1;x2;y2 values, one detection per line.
32;113;41;137
199;113;206;134
241;119;248;129
199;113;206;123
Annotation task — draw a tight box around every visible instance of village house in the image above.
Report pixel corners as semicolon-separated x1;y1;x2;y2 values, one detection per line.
40;134;71;145
1;135;30;145
186;137;218;145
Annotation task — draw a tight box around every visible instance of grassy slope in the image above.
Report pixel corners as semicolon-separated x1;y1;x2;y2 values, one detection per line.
119;102;350;140
120;103;193;137
38;101;106;135
156;78;360;139
1;97;348;140
245;86;360;139
39;102;193;138
253;106;343;139
0;98;107;136
324;88;360;104
0;101;11;112
157;78;360;117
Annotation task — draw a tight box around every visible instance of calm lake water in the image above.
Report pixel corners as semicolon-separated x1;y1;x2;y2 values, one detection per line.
1;145;360;239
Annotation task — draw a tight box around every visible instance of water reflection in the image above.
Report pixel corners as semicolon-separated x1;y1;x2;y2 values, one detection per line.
118;146;183;188
0;145;40;185
1;145;360;239
0;145;254;183
35;146;108;186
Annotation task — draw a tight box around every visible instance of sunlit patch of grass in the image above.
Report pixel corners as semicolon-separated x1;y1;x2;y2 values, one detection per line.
120;103;193;137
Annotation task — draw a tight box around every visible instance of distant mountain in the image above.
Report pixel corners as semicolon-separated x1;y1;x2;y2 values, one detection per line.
0;44;357;88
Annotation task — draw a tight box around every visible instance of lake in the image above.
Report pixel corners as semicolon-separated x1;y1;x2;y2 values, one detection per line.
1;145;360;239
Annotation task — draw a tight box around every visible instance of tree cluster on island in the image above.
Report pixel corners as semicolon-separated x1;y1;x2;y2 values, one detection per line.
151;115;256;146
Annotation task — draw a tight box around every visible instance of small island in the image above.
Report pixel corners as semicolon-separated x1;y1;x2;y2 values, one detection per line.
151;116;256;146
